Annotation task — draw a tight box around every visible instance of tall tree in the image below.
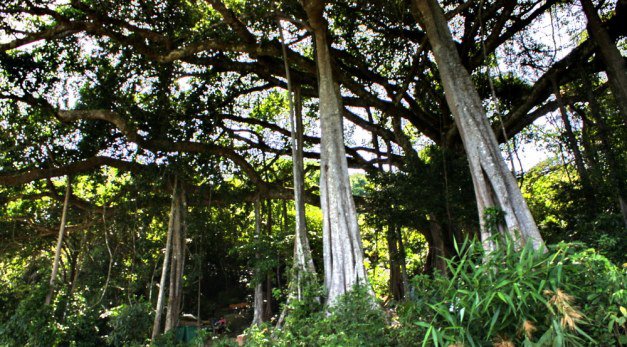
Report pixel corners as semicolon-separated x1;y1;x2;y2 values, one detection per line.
412;0;545;251
279;20;317;287
301;0;371;304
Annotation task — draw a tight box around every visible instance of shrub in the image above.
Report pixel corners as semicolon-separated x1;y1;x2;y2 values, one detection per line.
105;301;153;347
0;285;60;346
396;238;625;346
246;284;390;346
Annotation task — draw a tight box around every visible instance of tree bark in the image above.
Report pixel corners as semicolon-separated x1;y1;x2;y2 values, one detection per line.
412;0;545;252
252;197;264;325
301;0;371;305
165;183;186;332
45;175;71;305
580;0;627;125
152;178;177;340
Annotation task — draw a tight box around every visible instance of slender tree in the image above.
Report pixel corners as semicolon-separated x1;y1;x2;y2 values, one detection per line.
553;79;597;212
152;178;177;339
412;0;545;251
278;19;317;291
252;197;264;325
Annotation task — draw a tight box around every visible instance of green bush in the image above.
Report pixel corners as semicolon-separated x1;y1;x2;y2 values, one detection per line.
105;301;153;347
396;238;625;346
246;284;390;346
0;285;60;346
151;328;211;347
0;284;102;346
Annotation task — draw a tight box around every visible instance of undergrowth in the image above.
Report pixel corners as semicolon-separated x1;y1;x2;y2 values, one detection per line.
245;239;625;346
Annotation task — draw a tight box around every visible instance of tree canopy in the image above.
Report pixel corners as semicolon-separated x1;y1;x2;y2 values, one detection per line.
0;0;625;346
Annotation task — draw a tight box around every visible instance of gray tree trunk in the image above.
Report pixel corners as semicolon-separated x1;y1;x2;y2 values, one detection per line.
302;0;371;304
581;0;627;125
152;179;177;340
413;0;545;251
165;184;186;332
252;197;264;325
45;175;71;305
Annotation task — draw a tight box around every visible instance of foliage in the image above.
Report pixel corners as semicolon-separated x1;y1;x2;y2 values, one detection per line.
0;285;60;346
104;301;153;347
151;328;210;347
396;238;625;346
0;284;101;347
246;285;390;346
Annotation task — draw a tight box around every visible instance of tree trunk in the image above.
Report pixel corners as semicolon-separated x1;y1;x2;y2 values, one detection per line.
581;0;627;125
412;0;545;252
427;214;448;275
553;80;597;212
263;200;273;321
45;175;71;305
302;0;371;305
165;184;186;332
252;197;264;325
385;223;403;301
152;178;177;340
279;20;317;284
395;226;410;298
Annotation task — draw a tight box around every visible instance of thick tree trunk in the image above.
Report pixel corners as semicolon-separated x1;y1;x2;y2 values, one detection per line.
45;176;71;305
252;198;264;325
165;184;186;332
302;0;370;305
152;179;177;340
413;0;545;251
581;0;627;125
553;80;597;212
